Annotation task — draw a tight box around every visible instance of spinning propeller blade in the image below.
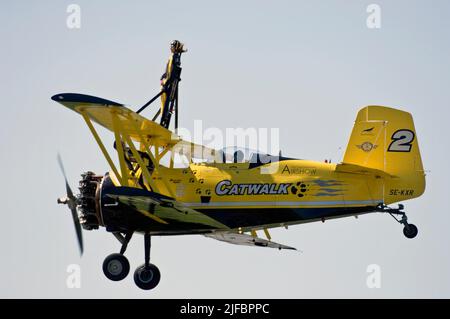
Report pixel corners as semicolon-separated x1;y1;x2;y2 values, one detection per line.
57;154;84;255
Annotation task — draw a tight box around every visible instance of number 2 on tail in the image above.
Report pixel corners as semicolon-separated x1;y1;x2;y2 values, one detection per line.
388;129;415;152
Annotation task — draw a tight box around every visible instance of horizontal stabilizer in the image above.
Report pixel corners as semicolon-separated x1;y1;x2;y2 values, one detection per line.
336;163;396;178
205;232;297;250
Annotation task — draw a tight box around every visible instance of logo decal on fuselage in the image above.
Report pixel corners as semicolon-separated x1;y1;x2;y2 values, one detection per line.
281;165;317;175
357;142;378;152
215;180;292;196
361;127;375;135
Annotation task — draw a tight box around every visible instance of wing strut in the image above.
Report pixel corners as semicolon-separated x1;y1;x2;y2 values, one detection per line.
126;114;176;198
136;90;164;114
112;113;130;186
82;113;122;186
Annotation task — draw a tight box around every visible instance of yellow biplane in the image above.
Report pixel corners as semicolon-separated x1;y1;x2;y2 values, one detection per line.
54;43;425;290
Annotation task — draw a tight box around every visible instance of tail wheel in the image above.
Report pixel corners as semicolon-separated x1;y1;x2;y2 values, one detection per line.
133;264;161;290
403;224;418;239
102;253;130;281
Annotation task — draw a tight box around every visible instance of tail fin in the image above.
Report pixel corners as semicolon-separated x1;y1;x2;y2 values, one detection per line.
343;106;425;204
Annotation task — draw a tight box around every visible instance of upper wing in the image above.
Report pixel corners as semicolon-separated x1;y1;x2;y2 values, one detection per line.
205;232;297;250
52;93;218;160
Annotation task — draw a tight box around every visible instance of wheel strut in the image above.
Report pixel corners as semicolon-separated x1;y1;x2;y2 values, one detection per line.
120;231;133;255
376;204;418;239
133;232;161;290
112;231;134;255
144;232;151;267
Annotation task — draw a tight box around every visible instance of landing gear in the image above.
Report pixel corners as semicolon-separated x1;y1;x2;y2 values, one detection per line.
102;231;133;281
103;231;161;290
102;253;130;281
377;204;418;239
403;223;418;239
134;264;161;290
133;233;161;290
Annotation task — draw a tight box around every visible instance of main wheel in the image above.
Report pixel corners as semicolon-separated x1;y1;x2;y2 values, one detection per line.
403;223;418;239
102;253;130;281
133;264;161;290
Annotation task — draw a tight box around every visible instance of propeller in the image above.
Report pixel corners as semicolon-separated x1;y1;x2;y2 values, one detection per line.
57;154;84;255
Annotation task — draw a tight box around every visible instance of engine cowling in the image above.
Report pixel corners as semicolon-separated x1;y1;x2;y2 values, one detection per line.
78;171;102;230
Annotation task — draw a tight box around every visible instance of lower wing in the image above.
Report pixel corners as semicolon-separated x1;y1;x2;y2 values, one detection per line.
205;232;297;250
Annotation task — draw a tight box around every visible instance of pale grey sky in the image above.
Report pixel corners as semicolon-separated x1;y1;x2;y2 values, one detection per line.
1;0;449;298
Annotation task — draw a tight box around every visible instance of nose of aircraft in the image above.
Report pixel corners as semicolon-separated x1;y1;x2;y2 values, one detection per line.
78;171;103;230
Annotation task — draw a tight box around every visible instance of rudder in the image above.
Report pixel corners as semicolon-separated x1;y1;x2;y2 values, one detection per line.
343;105;425;204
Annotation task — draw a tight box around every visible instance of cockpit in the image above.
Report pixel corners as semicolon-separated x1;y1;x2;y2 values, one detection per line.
170;144;295;169
214;146;294;168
